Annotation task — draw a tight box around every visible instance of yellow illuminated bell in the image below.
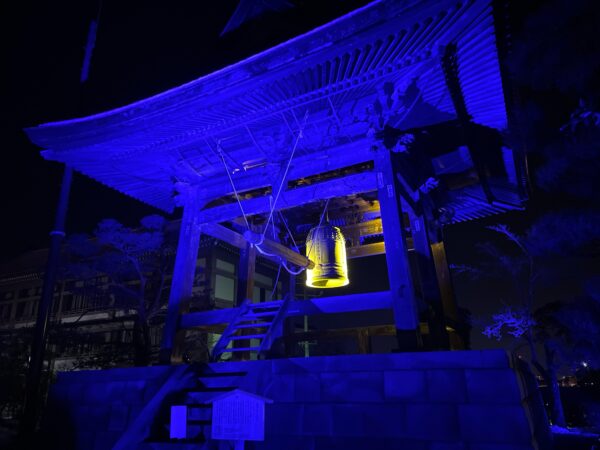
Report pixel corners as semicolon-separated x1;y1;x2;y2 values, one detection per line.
305;223;349;288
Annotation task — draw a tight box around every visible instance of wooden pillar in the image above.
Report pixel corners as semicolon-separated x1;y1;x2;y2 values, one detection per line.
236;243;256;305
374;150;421;351
404;202;449;349
284;271;297;357
431;242;458;321
160;184;203;364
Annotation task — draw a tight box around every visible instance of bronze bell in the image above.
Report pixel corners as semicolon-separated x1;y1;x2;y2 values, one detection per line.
305;223;349;288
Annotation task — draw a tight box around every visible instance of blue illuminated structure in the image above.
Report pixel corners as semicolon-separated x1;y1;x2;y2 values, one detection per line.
25;1;544;448
26;0;527;359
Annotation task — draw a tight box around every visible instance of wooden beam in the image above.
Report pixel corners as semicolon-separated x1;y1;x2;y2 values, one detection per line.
346;242;385;259
197;140;374;202
198;171;377;224
201;222;247;249
180;290;393;329
374;150;421;349
244;230;315;269
200;222;314;269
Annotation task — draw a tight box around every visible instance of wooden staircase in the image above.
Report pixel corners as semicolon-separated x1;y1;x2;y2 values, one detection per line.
135;298;291;448
210;296;291;362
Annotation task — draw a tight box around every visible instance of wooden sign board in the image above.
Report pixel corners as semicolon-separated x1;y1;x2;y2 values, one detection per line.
209;390;272;441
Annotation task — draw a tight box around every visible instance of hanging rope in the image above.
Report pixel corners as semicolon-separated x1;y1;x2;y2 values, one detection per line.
261;110;308;240
216;140;250;229
269;263;282;300
278;210;299;251
214;111;334;277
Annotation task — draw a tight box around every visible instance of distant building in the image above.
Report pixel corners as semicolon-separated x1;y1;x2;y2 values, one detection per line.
0;224;285;372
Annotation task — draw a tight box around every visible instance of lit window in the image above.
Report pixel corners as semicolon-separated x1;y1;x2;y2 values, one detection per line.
253;286;261;302
215;274;235;302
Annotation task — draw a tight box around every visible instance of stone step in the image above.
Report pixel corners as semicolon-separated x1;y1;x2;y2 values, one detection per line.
187;406;212;422
197;374;244;388
184;388;234;404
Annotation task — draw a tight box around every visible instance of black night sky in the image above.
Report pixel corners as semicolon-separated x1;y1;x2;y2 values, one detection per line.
2;0;599;351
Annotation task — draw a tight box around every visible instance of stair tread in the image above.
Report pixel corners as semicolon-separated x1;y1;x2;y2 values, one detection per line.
239;311;277;318
249;300;283;308
248;306;280;312
229;334;266;340
235;323;270;329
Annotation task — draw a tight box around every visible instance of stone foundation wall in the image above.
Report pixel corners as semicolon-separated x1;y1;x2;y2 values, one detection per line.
232;350;551;450
42;365;177;450
42;350;551;450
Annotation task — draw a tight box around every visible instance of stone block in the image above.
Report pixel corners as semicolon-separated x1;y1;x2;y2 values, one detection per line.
429;443;467;450
266;403;304;435
259;435;315;450
93;431;121;450
426;370;467;403
108;404;130;431
86;405;111;431
359;404;405;438
331;404;367;437
320;371;383;402
270;351;511;375
128;404;144;422
262;374;295;402
142;381;164;402
405;404;460;441
84;383;111;404
314;437;428;450
384;370;427;401
104;381;128;401
122;380;147;404
303;404;334;436
465;369;524;404
295;373;321;402
459;405;532;444
467;445;533;450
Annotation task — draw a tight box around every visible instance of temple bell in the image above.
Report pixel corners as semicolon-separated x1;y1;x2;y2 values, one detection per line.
305;223;349;288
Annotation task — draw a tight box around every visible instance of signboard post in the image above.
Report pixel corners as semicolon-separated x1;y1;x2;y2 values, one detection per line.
205;389;273;448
